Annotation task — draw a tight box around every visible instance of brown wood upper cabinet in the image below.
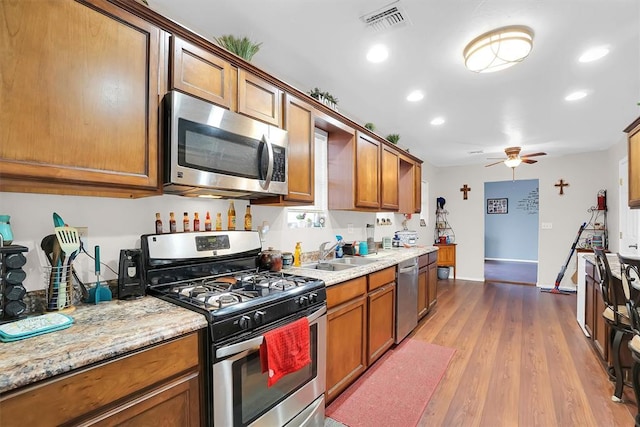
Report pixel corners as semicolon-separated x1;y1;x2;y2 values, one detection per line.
171;36;236;110
381;145;400;210
626;116;640;207
414;163;422;213
238;69;283;127
355;132;381;209
0;0;163;198
398;154;421;214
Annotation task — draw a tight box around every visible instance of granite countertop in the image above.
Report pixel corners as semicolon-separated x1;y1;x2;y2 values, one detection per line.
0;297;208;395
582;252;622;280
0;245;437;396
291;246;438;286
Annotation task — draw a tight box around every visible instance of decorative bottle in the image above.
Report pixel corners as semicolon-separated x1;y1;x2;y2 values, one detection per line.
193;212;200;231
228;201;236;230
294;242;302;267
215;213;222;231
204;211;212;231
169;212;177;233
244;205;252;231
183;212;190;232
155;212;163;234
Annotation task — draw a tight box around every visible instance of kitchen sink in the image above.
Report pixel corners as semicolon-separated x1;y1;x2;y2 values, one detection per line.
311;262;357;271
329;257;378;266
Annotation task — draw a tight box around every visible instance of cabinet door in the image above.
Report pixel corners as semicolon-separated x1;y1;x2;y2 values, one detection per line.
414;163;422;213
0;0;161;196
380;146;399;210
437;245;455;265
417;267;428;319
367;283;396;365
171;36;235;109
284;94;314;203
427;262;438;308
326;295;367;403
593;282;608;361
87;372;201;426
627;120;640;207
355;132;381;209
585;274;595;337
238;69;282;126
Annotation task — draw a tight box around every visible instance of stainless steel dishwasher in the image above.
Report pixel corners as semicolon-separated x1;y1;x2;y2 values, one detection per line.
395;257;418;344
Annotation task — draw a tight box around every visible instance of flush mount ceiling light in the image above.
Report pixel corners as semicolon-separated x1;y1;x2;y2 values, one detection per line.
463;25;534;73
367;44;389;63
406;90;424;102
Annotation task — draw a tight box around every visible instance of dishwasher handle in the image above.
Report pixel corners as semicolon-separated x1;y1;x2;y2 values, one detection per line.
398;264;417;274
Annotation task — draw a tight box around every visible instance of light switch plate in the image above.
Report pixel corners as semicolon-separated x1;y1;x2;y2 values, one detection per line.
541;223;552;229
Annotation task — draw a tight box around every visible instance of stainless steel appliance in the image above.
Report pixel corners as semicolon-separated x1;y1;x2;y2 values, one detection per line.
164;91;288;198
141;231;326;427
395;257;418;344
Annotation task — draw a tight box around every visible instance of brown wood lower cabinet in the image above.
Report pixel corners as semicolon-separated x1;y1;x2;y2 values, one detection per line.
367;267;396;365
326;277;367;403
0;332;203;427
418;252;438;319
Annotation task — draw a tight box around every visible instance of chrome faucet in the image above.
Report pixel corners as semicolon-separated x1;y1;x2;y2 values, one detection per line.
319;241;340;261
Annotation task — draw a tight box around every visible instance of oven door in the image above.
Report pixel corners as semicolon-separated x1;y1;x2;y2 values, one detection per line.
213;305;326;427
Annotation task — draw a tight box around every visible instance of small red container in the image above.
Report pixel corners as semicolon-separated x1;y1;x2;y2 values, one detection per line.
438;236;447;244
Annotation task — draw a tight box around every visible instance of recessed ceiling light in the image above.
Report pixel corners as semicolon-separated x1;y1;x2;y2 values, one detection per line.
366;44;389;63
406;90;424;102
579;46;609;63
430;117;445;125
565;91;588;101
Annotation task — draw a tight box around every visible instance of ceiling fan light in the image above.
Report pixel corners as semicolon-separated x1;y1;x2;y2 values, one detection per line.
504;157;522;168
463;26;534;73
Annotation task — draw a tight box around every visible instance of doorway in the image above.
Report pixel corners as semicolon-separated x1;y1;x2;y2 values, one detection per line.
484;179;539;285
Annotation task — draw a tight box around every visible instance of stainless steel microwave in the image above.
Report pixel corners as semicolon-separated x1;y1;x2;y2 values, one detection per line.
164;91;288;198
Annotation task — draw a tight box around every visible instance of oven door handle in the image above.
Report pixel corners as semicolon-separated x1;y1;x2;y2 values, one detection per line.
216;305;326;359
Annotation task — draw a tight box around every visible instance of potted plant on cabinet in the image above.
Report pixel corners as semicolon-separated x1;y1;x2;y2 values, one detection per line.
214;35;262;61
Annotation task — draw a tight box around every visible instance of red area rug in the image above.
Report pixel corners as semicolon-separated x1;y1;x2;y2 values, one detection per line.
326;339;455;427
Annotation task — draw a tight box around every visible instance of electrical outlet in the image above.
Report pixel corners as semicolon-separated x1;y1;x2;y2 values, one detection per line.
347;223;354;234
76;226;89;250
541;222;552;230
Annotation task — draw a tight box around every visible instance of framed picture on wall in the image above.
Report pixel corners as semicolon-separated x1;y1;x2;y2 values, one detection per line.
487;198;508;214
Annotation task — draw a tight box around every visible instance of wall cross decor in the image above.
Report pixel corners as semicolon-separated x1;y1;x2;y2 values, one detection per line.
555;179;569;195
460;184;471;200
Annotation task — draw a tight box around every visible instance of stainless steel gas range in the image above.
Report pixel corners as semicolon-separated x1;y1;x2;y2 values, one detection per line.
140;231;327;427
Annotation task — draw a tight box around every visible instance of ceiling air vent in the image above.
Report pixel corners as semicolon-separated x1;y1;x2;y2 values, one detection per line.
360;1;410;32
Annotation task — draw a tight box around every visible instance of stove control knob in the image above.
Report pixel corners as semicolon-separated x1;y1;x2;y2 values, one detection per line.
253;310;265;325
309;293;318;303
239;315;252;330
299;296;309;306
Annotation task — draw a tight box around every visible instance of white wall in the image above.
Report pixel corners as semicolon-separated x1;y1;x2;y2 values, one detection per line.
1;192;424;291
429;139;627;288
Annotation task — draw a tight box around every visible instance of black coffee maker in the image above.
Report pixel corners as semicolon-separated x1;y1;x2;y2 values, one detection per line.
117;249;145;299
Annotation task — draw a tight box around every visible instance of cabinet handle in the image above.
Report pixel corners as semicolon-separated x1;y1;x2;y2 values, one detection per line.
630;244;638;249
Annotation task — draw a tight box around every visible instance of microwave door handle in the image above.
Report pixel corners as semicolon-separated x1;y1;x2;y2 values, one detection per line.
260;134;274;190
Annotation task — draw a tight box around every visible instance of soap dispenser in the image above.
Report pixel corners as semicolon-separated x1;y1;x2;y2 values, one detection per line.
294;242;302;267
335;235;344;258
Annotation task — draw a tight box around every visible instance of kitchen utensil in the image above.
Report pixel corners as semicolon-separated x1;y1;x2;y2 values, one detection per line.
358;241;368;256
53;212;65;227
0;215;13;246
281;252;293;269
55;226;81;310
41;234;88;300
87;245;112;304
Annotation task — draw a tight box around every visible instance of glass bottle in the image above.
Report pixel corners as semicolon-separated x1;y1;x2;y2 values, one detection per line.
193;212;200;231
244;205;252;231
228;201;236;230
204;211;212;231
215;213;222;231
155;212;163;234
183;212;190;232
169;212;177;233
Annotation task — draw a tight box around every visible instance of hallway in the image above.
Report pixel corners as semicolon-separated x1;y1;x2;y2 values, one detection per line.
484;260;538;285
414;280;635;426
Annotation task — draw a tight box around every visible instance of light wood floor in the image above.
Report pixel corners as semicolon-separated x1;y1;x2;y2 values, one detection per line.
413;279;636;426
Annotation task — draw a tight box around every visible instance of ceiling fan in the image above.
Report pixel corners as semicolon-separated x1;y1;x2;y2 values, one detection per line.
485;146;547;168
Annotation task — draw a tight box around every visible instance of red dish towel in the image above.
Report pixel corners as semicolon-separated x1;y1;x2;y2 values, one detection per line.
260;317;311;387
